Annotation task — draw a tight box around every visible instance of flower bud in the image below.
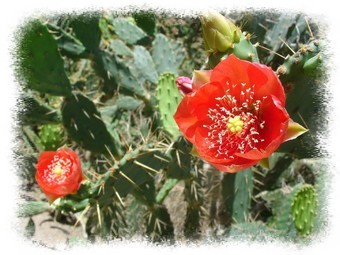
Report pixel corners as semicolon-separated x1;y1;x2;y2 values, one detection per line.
176;76;193;95
200;10;242;53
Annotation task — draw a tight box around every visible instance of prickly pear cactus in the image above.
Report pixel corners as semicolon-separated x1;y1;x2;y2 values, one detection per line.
15;10;327;245
39;124;64;150
291;184;317;237
156;73;182;138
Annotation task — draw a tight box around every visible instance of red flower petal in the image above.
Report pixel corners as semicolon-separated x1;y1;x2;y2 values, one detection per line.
35;148;83;201
174;81;226;143
211;54;285;104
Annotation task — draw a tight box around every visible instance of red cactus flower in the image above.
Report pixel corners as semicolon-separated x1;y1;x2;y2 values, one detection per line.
174;55;307;173
35;148;84;202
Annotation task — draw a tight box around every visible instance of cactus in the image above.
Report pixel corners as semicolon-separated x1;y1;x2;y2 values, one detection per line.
277;40;323;83
17;21;72;96
69;14;101;54
156;73;182;139
232;33;259;62
152;34;185;75
19;93;61;125
111;17;148;45
61;92;121;156
110;39;133;57
18;201;51;217
16;11;326;244
220;168;254;225
133;11;156;36
39;124;64;150
258;183;303;237
131;46;159;84
291;184;317;237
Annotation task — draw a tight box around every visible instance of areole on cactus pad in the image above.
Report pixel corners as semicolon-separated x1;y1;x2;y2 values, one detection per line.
174;55;308;173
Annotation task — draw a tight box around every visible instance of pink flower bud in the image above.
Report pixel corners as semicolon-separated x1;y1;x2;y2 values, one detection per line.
176;76;193;95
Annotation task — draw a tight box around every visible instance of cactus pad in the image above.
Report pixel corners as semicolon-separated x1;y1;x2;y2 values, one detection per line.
61;92;120;155
156;73;182;138
39;124;64;151
17;21;72;96
291;184;317;236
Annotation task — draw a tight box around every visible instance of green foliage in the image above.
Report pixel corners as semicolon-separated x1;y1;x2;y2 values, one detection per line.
39;124;64;150
291;184;317;236
112;17;148;45
17;21;72;96
221;168;254;224
69;14;101;53
61;93;120;155
18;201;51;217
232;34;259;62
18;93;61;126
152;34;185;75
156;73;182;138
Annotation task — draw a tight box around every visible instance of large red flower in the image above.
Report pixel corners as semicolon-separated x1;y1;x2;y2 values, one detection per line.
174;55;306;173
35;148;84;202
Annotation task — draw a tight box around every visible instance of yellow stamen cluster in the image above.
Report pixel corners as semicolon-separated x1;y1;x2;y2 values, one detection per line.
53;165;63;176
227;116;244;133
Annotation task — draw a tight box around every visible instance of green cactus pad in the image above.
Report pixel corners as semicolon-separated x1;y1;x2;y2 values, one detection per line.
232;34;259;62
110;39;133;57
131;46;159;84
19;94;61;125
69;14;101;53
133;11;156;36
94;50;145;97
62;92;120;155
258;183;303;233
46;22;86;58
145;205;174;242
39;124;64;151
156;73;182;138
152;34;185;75
18;201;51;217
221;168;254;223
291;184;317;237
17;21;72;96
156;178;179;204
112;17;147;45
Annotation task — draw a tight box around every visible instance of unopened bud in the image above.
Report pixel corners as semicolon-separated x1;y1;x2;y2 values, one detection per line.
176;76;193;95
200;10;242;53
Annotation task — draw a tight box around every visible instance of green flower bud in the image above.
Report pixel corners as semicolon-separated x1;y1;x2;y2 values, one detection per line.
200;10;242;53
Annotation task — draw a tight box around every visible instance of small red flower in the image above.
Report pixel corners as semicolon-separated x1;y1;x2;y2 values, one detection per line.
174;55;307;173
35;148;84;202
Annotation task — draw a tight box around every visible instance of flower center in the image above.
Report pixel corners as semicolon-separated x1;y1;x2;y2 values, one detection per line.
53;165;63;176
44;155;72;184
203;83;266;159
227;115;243;133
